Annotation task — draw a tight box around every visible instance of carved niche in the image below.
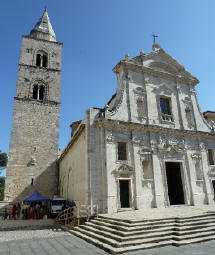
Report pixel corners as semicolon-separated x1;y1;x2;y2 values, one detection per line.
138;147;152;161
134;87;146;120
191;153;203;181
182;97;194;128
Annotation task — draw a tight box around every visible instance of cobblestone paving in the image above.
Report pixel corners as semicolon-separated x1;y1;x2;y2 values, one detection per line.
1;227;215;255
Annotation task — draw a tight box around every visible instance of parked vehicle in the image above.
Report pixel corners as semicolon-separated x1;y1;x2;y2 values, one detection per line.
50;196;66;216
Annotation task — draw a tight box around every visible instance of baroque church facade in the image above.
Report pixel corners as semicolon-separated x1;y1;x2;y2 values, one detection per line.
4;11;215;214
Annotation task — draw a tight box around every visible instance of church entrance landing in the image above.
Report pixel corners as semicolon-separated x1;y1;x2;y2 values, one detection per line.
165;162;185;205
119;180;130;208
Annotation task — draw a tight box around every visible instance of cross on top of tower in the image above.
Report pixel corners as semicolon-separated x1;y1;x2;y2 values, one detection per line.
152;33;158;44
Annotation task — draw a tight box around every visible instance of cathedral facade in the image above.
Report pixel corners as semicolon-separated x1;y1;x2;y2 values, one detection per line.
58;45;215;213
4;11;215;215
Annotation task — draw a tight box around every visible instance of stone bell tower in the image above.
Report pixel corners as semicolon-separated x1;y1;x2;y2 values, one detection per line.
4;9;62;201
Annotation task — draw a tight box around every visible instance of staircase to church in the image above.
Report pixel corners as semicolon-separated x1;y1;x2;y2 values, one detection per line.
69;212;215;254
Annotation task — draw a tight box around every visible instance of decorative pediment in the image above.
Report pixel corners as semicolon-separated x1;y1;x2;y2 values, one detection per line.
148;61;178;75
153;84;173;96
158;136;186;154
133;87;146;95
112;164;134;176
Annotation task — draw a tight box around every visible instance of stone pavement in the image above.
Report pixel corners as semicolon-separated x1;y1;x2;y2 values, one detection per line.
1;227;215;255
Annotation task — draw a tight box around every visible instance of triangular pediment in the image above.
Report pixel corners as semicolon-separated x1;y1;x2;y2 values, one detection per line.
118;45;199;85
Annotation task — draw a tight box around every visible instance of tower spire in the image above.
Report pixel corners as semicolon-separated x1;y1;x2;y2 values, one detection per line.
29;9;56;42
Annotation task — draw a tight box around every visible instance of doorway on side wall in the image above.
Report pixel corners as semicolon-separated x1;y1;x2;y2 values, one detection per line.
119;179;131;208
212;180;215;200
165;162;185;205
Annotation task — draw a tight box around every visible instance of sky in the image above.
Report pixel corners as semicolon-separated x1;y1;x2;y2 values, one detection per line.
1;0;215;159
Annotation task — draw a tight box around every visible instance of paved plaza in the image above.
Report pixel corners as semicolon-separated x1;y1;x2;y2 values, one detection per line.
0;226;215;255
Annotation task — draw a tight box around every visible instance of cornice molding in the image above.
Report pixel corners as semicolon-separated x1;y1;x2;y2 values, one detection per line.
96;118;215;139
14;97;60;106
19;63;61;73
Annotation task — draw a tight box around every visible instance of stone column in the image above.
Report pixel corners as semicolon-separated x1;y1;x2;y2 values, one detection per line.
150;133;165;208
200;144;214;204
132;139;143;209
186;151;200;205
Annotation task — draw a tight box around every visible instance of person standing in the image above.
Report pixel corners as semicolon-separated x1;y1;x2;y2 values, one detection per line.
12;205;17;220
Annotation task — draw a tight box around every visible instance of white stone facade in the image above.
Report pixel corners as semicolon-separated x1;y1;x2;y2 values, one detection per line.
59;44;215;213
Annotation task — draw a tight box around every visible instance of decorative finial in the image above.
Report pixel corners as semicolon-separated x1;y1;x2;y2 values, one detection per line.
44;5;47;12
140;49;144;56
125;53;130;59
152;33;158;44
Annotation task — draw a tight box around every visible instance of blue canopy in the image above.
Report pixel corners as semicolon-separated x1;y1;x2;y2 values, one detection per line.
23;190;50;202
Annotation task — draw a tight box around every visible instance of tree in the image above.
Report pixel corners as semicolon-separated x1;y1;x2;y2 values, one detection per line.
0;177;5;199
0;150;7;175
0;151;7;199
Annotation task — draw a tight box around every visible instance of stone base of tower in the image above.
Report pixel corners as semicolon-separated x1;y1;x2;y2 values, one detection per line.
4;162;58;202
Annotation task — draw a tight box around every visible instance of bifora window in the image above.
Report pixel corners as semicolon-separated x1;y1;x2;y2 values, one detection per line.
118;142;127;160
36;53;48;67
33;85;45;101
208;149;215;165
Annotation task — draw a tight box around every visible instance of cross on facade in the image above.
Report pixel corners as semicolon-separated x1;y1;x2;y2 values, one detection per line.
152;33;158;44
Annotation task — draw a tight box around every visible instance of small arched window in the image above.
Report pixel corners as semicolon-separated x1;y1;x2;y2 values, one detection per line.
32;85;45;101
36;52;48;67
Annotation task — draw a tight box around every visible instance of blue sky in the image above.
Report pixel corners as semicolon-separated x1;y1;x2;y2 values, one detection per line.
1;0;215;158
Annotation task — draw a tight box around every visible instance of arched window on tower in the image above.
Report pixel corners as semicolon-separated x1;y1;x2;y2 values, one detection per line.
32;85;45;101
36;52;48;67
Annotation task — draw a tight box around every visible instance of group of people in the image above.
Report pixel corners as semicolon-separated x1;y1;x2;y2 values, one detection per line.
3;202;49;220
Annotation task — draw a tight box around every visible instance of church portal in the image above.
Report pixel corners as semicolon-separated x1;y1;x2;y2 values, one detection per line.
165;162;185;205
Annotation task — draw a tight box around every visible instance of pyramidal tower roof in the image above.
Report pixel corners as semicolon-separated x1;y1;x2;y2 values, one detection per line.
29;9;56;42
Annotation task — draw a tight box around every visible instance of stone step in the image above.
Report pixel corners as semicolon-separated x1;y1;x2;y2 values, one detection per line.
96;217;176;227
73;227;173;247
70;229;173;254
80;224;173;242
174;222;215;232
95;214;215;228
172;230;215;241
175;215;215;223
85;221;215;239
174;218;215;227
90;218;215;233
90;219;175;231
98;212;215;224
174;234;215;246
85;221;175;237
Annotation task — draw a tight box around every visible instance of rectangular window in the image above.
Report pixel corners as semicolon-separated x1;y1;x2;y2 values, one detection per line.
118;142;127;160
137;99;145;118
160;97;171;115
208;149;215;165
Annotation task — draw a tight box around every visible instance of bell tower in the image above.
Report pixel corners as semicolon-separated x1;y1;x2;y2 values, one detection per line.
4;10;63;201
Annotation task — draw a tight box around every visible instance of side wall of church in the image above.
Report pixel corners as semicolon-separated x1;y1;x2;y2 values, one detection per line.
59;129;88;206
